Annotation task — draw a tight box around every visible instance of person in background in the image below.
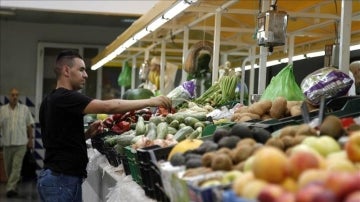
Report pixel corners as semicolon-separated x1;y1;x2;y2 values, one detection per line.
0;88;35;198
37;50;171;202
148;57;178;95
349;61;360;95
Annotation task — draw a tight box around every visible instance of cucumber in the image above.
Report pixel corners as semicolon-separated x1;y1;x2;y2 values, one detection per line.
156;122;168;139
194;121;205;129
146;122;157;140
173;126;194;142
173;114;185;123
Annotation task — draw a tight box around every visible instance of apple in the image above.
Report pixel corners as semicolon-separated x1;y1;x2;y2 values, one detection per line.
345;131;360;162
295;182;334;202
232;171;255;196
324;171;360;201
326;158;357;172
241;179;268;199
288;150;323;179
276;192;296;202
280;177;298;192
243;155;254;172
257;184;286;202
221;170;243;184
297;169;329;189
345;191;360;202
252;146;290;183
302;136;341;157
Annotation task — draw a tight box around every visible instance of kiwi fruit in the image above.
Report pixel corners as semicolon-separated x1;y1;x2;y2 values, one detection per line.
211;153;233;171
265;137;285;150
201;152;215;167
281;135;296;150
319;115;344;139
295;124;317;136
236;138;257;148
231;144;255;164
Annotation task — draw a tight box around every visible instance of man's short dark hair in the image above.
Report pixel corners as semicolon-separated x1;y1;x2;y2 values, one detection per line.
56;50;83;63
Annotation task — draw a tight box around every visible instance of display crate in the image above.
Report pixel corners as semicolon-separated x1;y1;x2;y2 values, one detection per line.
91;131;119;154
136;145;174;200
103;146;121;167
124;146;142;185
119;154;131;175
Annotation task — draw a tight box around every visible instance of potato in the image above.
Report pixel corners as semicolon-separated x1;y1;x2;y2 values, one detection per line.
248;100;272;116
290;105;302;116
270;97;287;119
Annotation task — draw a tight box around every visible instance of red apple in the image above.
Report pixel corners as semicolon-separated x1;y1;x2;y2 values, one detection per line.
276;192;296;202
288;150;322;179
252;146;290;183
345;131;360;162
345;191;360;202
297;169;329;189
257;184;286;202
324;171;360;201
295;182;327;202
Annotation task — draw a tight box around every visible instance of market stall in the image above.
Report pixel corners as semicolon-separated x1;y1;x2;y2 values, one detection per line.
86;0;360;201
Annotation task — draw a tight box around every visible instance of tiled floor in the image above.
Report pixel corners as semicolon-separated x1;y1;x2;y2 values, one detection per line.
0;178;40;202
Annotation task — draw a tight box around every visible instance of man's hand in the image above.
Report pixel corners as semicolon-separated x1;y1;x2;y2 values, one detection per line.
85;120;104;139
27;139;34;150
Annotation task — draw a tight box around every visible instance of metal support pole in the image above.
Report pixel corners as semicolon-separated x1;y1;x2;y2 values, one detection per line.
339;0;352;73
131;56;136;89
160;39;166;95
212;10;221;84
181;26;189;83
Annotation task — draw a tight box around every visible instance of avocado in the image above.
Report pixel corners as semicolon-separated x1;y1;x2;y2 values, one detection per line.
229;123;253;139
218;136;241;149
169;152;186;166
251;127;271;144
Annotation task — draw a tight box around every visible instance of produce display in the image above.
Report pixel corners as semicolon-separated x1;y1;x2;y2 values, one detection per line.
90;73;360;202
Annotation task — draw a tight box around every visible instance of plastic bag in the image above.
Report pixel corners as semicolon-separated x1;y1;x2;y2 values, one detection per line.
301;66;353;106
167;79;197;107
261;64;304;101
117;61;132;87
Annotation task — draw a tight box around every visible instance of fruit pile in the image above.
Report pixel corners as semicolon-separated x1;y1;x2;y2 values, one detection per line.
166;114;360;202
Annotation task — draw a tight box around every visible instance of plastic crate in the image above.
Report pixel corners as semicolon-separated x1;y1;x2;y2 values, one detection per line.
104;147;120;167
91;131;119;154
119;154;131;175
136;145;174;200
124;146;142;185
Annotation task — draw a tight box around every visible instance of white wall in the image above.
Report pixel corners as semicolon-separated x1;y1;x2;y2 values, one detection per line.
0;20;124;96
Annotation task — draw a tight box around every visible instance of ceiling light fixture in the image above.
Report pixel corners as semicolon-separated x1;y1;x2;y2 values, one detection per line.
91;0;197;70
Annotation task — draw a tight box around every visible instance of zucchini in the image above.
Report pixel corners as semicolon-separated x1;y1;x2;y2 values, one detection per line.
146;122;157;140
194;121;205;129
187;127;202;139
173;114;185;123
165;114;175;124
135;116;146;136
116;134;136;147
149;116;164;125
169;119;180;129
167;126;178;135
173;126;194;142
156;122;168;139
184;117;200;128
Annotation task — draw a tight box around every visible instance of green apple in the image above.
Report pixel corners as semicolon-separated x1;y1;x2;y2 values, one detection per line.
221;170;243;184
302;135;341;157
243;156;255;172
